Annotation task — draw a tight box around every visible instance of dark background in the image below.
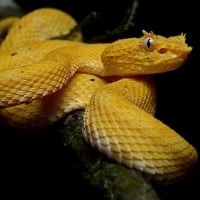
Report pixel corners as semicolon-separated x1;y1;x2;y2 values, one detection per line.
0;0;199;199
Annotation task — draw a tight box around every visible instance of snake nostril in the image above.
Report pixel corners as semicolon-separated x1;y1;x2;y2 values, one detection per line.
158;48;167;54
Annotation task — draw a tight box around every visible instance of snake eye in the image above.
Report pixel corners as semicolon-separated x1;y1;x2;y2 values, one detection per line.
143;37;155;52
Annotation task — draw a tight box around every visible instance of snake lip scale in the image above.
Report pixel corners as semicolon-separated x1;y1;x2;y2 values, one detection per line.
0;8;198;184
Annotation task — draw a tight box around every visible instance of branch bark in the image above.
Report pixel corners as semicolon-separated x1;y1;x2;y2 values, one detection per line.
53;110;160;200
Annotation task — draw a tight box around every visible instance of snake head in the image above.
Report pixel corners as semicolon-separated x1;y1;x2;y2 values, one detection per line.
101;30;192;76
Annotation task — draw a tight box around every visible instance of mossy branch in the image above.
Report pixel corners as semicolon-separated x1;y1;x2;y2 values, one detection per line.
54;110;160;200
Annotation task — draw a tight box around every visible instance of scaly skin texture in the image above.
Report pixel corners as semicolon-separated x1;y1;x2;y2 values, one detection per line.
0;8;79;51
0;8;197;183
83;80;197;182
0;17;19;37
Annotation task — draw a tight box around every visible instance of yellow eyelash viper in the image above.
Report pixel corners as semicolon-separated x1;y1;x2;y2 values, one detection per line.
0;7;198;183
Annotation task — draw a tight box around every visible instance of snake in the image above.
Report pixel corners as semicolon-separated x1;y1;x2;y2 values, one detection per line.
0;8;198;183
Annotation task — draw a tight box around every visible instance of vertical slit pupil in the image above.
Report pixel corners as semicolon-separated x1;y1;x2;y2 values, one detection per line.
147;39;151;48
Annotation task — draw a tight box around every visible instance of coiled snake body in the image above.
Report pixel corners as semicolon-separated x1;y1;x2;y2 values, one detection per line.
0;8;198;183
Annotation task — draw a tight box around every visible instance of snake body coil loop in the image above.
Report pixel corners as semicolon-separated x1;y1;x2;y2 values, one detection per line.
0;8;197;183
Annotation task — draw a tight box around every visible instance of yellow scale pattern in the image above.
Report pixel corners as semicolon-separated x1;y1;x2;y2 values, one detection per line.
0;8;198;183
83;79;197;182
